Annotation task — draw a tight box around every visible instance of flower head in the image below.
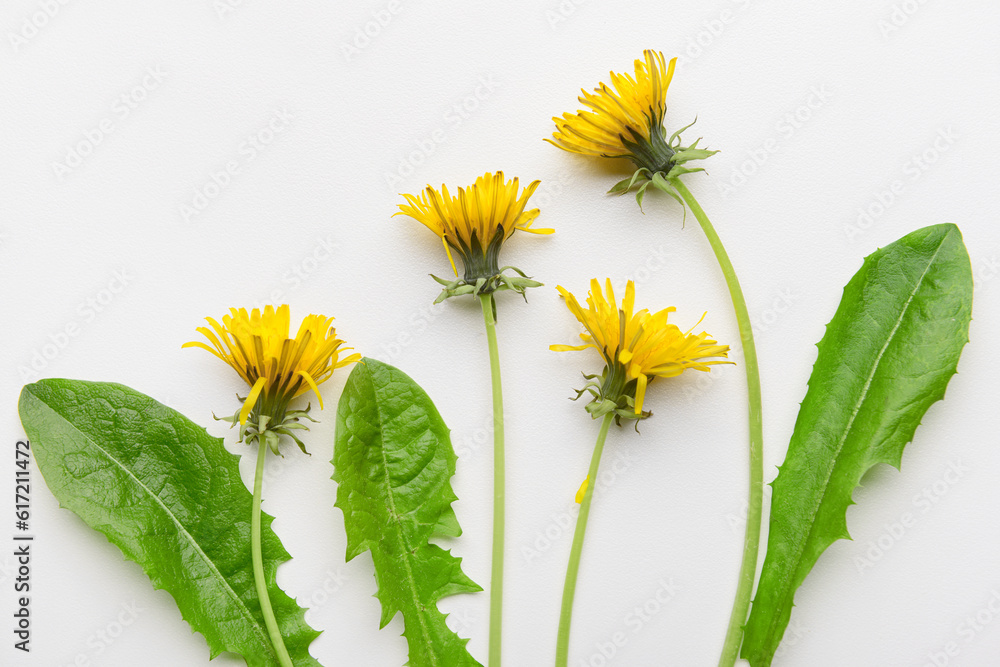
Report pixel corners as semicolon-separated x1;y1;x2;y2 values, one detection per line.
395;171;552;302
548;50;675;161
551;279;731;420
184;305;360;453
547;50;717;203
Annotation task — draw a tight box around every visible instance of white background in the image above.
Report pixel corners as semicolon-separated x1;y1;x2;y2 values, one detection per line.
2;1;999;665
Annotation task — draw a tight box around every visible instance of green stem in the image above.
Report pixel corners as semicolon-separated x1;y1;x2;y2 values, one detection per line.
251;440;294;667
555;412;614;667
480;293;506;667
671;179;764;667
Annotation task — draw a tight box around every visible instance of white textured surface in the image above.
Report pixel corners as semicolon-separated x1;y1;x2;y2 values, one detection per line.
2;1;999;665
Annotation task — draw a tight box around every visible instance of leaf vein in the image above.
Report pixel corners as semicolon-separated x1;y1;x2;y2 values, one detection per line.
773;235;947;629
365;371;441;666
40;398;274;659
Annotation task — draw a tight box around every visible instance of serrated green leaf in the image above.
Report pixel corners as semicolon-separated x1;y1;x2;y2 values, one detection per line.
18;379;320;667
333;358;482;667
741;223;973;666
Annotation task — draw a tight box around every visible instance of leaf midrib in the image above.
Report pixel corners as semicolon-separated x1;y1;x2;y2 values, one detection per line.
365;370;440;666
31;392;274;660
763;235;947;644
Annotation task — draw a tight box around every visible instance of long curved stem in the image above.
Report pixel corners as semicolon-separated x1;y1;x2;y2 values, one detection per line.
480;293;506;667
555;412;614;667
671;179;764;667
251;440;294;667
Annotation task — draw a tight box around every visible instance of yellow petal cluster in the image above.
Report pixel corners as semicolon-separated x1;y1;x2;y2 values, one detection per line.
184;305;359;425
395;171;552;275
547;50;676;158
552;279;730;414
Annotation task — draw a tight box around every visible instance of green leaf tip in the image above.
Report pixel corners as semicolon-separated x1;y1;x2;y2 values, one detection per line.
17;378;320;667
741;224;972;666
333;358;483;667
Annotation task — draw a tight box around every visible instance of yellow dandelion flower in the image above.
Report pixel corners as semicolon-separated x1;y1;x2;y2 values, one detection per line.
551;279;731;418
184;305;360;451
395;171;552;301
547;50;716;200
548;50;675;160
